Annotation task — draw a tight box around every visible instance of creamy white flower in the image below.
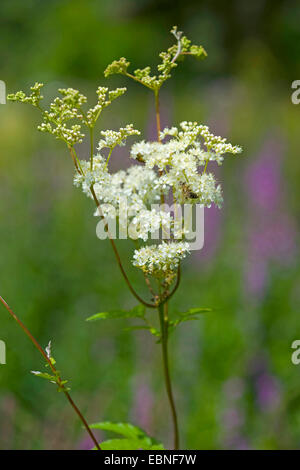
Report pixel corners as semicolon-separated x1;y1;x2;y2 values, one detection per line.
131;122;241;183
97;125;140;151
129;208;172;241
133;241;190;277
74;119;241;275
131;141;167;169
159;126;178;139
73;155;109;197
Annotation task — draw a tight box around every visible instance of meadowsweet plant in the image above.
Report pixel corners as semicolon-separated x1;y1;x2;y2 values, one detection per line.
5;26;242;450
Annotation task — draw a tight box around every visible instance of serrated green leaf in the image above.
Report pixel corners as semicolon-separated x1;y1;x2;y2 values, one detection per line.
90;421;164;449
31;371;57;382
179;307;212;317
86;304;145;322
97;439;144;450
90;421;146;440
94;438;164;451
169;316;199;328
167;307;212;333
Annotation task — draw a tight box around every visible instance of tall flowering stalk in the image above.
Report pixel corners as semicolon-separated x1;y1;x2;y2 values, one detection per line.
0;296;101;450
6;26;242;450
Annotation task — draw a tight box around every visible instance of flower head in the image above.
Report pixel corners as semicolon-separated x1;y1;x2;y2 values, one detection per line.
97;125;140;151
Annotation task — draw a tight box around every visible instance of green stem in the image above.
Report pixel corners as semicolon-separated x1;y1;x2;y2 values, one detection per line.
154;90;161;143
90;127;94;170
158;301;180;450
104;147;113;170
154;90;166;208
155;88;179;449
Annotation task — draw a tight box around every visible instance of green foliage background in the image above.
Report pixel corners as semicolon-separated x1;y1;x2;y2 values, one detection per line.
0;0;300;449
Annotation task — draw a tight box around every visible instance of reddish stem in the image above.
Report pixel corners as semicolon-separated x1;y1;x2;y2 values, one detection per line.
0;295;101;451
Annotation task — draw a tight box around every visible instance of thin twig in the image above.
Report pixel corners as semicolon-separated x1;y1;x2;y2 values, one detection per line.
125;72;154;91
0;295;101;451
68;145;82;174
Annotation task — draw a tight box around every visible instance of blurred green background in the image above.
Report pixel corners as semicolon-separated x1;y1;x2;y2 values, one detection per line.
0;0;300;450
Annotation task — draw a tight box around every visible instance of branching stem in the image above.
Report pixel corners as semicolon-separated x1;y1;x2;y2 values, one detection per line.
89;185;157;309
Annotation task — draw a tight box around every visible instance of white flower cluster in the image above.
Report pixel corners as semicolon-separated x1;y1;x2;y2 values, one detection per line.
132;242;190;279
161;121;242;164
132;121;241;167
130;121;241;208
131;140;174;169
98;165;161;211
97;124;140;151
129;208;172;242
74;120;242;279
74;158;169;241
74;155;108;193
